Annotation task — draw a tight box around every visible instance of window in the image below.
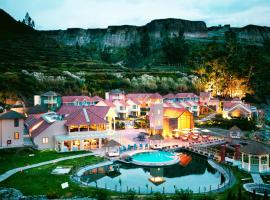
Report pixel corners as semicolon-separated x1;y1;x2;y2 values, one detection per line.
120;106;124;110
42;137;49;144
132;105;137;109
14;119;19;127
14;132;20;140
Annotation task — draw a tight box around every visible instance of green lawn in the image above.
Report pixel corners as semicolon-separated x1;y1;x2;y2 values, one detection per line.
207;166;252;200
0;147;90;174
0;155;107;199
0;161;254;200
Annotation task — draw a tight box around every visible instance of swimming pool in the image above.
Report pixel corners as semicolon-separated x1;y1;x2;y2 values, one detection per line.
131;151;179;166
79;153;226;194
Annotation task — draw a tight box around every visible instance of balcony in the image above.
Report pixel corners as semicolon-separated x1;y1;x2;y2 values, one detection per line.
44;99;57;104
67;130;116;139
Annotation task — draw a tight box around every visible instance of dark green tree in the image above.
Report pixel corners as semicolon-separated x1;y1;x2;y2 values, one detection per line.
22;12;35;28
140;30;151;57
162;31;189;66
100;47;112;63
125;43;143;68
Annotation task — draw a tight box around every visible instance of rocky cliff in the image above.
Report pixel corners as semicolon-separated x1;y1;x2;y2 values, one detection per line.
43;18;208;48
1;8;270;48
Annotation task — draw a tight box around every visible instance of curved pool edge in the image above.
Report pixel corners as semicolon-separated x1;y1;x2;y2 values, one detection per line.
130;150;180;167
71;157;230;194
131;156;180;167
207;159;236;193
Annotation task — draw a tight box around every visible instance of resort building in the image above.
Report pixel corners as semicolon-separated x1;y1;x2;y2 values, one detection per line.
164;101;199;116
0;110;25;148
163;93;200;116
62;96;103;106
26;106;117;151
163;93;199;103
126;99;141;117
105;89;125;101
228;126;242;139
241;142;270;173
149;104;194;136
34;91;62;111
222;101;254;119
199;92;220;112
112;100;130;119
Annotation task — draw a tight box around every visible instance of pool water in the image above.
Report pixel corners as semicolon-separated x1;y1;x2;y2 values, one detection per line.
80;153;225;194
132;151;175;163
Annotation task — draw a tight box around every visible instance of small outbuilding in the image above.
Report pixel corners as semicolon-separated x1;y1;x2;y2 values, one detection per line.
104;139;121;157
149;134;164;149
241;142;269;173
228;125;242;139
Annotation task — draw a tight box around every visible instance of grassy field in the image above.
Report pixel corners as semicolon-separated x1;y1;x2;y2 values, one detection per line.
0;155;106;199
0;147;90;174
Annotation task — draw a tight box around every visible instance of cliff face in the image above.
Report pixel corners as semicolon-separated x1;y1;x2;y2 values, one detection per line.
234;25;270;43
43;18;208;48
1;8;270;48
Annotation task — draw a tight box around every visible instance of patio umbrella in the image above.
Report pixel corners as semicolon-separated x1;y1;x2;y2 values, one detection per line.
104;140;121;147
104;140;121;153
149;134;164;140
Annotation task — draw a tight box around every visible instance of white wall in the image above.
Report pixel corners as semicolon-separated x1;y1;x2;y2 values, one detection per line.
0;119;24;147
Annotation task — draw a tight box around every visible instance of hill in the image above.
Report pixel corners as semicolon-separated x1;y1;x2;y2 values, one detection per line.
0;9;269;104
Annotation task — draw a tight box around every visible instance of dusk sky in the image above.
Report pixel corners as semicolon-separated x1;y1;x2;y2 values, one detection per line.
1;0;270;30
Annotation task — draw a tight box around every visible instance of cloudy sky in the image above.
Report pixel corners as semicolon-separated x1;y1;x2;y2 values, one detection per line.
1;0;270;30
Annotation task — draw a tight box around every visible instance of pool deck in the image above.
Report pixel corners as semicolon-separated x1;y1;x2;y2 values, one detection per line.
121;150;180;167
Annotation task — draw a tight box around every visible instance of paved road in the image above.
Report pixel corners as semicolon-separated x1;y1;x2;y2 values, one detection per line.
0;152;95;182
251;173;264;184
197;113;217;123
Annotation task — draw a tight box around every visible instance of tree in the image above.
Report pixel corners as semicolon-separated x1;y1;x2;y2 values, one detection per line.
125;43;143;68
22;12;35;28
162;31;189;67
140;30;151;57
100;47;112;63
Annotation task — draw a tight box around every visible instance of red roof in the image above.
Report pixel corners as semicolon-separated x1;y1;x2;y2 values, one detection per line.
149;93;162;99
90;96;103;102
127;98;141;105
223;102;237;109
163;107;189;117
200;92;211;98
97;100;115;107
58;105;110;118
25;114;43;129
175;93;198;98
163;93;175;98
174;102;186;109
57;105;91;115
62;96;92;103
113;100;130;107
31;120;51;138
65;107;107;126
126;93;153;99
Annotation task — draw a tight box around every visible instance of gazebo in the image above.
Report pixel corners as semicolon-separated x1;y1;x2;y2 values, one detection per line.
104;139;121;157
228;125;242;139
149;134;164;149
241;142;270;173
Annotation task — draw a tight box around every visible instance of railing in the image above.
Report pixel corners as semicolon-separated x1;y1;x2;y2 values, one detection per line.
69;130;115;137
44;99;57;104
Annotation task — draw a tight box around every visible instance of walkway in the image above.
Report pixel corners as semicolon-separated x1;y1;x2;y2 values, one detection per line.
0;152;95;182
251;173;264;184
76;160;113;176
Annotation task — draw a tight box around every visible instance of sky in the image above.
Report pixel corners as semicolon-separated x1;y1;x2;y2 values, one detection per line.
1;0;270;30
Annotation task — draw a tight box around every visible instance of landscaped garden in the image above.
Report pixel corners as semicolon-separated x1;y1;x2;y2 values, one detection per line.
0;155;106;199
0;147;90;174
